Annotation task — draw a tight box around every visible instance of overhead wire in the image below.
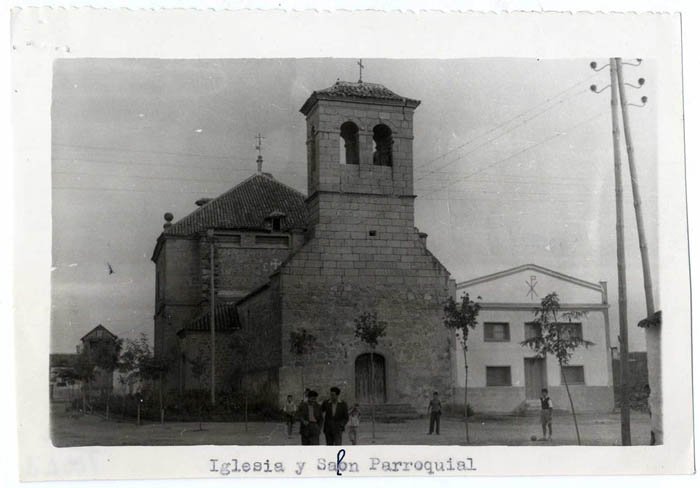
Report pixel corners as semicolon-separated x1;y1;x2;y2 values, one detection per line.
413;71;599;176
418;110;607;198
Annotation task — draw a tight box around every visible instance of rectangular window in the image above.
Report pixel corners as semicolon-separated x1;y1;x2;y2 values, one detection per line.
484;322;510;342
255;235;289;248
558;322;583;341
486;366;512;387
524;322;542;341
218;234;242;247
561;366;585;385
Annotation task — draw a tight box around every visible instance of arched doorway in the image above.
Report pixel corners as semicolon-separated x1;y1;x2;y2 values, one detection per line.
355;353;387;403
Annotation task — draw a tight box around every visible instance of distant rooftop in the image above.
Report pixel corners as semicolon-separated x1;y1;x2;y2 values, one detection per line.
300;80;420;115
80;324;117;342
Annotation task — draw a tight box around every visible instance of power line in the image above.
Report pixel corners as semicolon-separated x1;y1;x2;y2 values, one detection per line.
52;156;302;174
53;170;282;185
416;173;593;185
418;110;607;198
413;71;599;174
52;186;226;195
52;142;255;161
414;86;591;183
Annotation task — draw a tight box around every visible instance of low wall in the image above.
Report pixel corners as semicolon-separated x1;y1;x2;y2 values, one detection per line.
453;385;614;413
453;386;525;413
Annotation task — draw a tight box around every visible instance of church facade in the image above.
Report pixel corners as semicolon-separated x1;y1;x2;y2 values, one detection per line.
236;82;456;410
152;80;456;412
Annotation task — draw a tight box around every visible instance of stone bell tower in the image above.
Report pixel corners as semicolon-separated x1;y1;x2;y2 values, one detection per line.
299;80;421;227
272;79;454;410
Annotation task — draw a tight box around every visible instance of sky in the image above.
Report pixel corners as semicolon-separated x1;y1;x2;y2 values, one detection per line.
50;58;658;353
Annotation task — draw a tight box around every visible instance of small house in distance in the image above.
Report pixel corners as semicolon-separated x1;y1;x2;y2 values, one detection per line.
455;264;614;413
78;324;120;398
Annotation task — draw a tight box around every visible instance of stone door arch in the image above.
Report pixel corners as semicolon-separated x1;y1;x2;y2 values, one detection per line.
355;353;387;404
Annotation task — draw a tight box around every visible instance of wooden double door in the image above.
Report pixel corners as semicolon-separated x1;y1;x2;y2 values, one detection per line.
524;357;547;399
355;353;387;404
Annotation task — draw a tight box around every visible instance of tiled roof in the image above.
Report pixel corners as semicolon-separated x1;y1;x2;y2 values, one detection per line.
300;80;420;114
163;173;308;237
185;303;241;332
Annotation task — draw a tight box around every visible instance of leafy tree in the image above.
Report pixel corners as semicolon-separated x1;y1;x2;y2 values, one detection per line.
443;293;481;444
354;312;387;442
289;328;317;391
520;292;593;445
119;334;169;421
72;336;123;415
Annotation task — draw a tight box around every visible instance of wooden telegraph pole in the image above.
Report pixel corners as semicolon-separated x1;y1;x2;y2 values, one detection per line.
208;229;216;406
615;58;655;318
609;58;632;446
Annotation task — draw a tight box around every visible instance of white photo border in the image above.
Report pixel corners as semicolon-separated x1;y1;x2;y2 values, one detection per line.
9;6;694;481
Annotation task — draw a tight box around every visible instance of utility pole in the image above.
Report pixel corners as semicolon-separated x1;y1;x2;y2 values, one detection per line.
208;229;216;406
615;57;661;445
615;58;655;318
609;58;632;445
591;58;637;445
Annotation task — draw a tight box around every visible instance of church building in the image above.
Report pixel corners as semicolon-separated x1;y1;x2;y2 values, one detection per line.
152;79;456;413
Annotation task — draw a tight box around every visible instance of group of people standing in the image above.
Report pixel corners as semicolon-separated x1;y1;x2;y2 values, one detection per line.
284;387;361;445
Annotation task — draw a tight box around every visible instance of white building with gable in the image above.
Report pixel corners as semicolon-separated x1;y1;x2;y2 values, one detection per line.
454;264;614;413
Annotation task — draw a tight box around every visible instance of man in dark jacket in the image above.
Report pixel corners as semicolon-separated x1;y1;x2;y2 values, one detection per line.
321;386;349;445
296;390;323;445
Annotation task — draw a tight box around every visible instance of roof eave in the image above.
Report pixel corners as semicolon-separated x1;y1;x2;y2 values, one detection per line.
300;93;421;116
151;234;166;263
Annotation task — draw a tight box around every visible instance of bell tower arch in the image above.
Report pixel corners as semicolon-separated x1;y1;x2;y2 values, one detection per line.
300;80;421;226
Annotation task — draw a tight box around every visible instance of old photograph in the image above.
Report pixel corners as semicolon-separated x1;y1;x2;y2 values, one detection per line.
9;7;693;481
49;57;661;448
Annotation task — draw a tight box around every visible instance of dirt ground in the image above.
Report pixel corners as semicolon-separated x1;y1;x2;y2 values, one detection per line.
51;402;653;447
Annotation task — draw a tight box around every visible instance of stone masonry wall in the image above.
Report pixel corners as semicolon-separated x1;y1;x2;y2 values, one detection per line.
199;232;294;303
179;331;236;393
278;277;454;411
277;190;454;411
305;100;415;202
156;238;202;390
157;232;296;392
235;278;283;399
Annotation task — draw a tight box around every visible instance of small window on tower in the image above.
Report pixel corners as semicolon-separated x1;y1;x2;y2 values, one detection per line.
272;217;281;232
340;121;360;165
372;124;393;167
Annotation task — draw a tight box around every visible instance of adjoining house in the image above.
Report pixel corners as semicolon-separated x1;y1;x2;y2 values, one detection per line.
454;264;614;413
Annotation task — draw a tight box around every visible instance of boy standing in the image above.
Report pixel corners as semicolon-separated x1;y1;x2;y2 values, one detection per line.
348;404;360;445
427;391;442;435
540;388;553;440
284;394;296;438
